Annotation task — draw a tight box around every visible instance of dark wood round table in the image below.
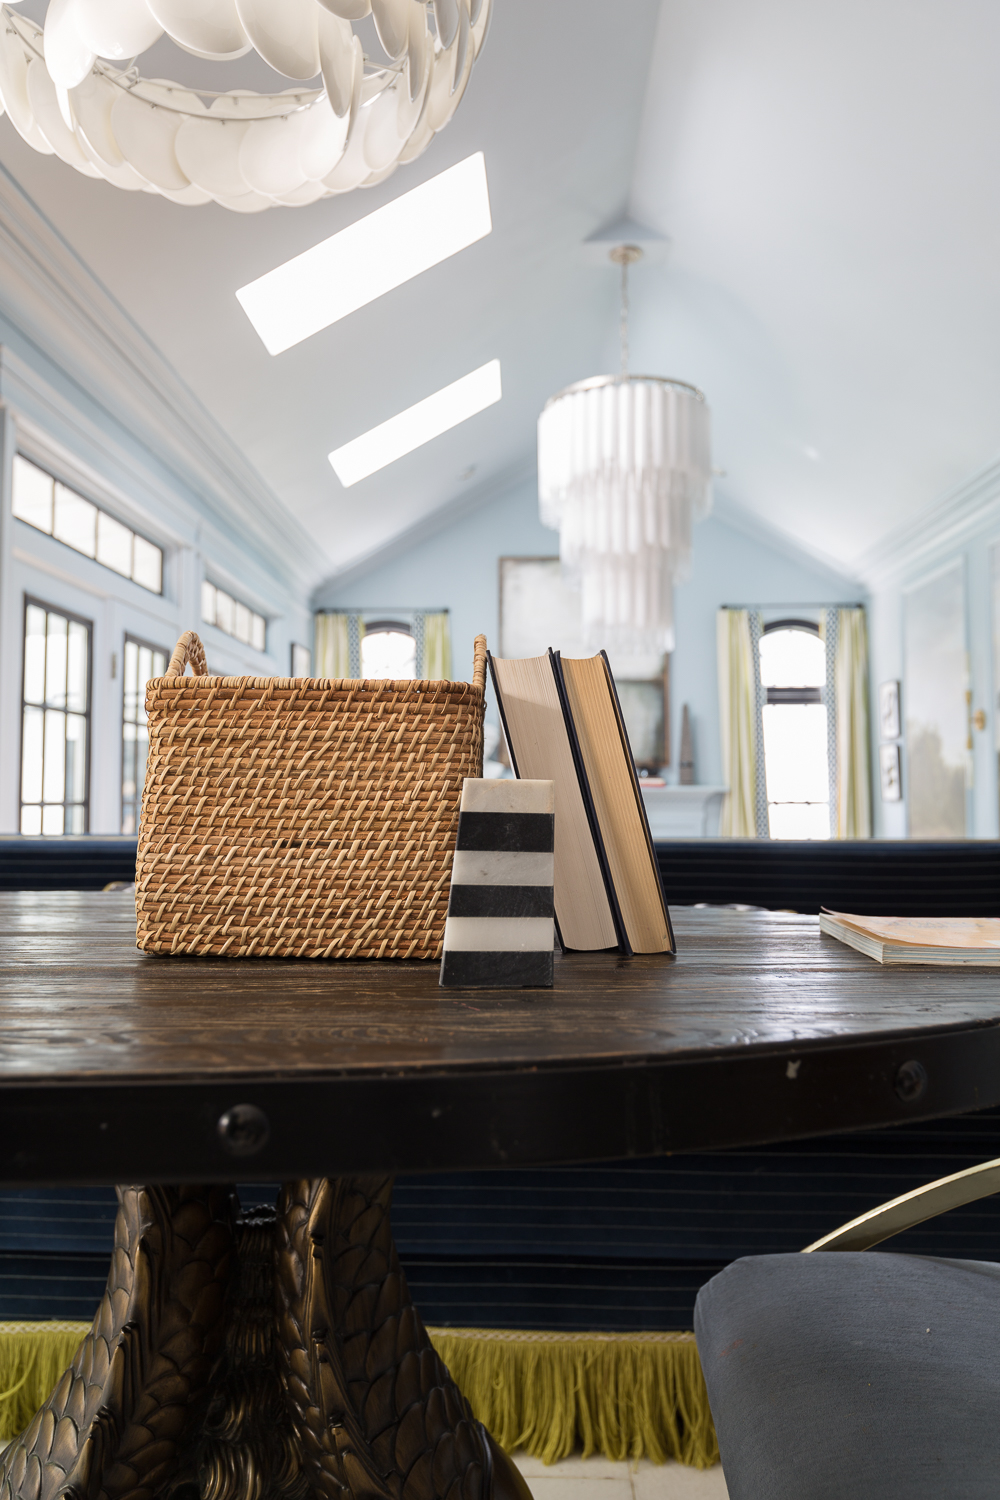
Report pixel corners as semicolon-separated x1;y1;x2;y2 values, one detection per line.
2;892;999;1182
2;891;999;1500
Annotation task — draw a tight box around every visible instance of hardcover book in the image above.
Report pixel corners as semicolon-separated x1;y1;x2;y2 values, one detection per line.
488;649;673;956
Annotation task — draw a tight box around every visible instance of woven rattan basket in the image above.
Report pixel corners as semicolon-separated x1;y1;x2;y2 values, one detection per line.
135;630;486;959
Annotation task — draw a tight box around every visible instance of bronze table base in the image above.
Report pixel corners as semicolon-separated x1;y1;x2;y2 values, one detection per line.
0;1179;531;1500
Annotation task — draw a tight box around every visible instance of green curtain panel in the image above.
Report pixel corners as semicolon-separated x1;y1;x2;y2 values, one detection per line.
834;606;872;838
422;611;452;680
717;609;760;838
314;613;353;677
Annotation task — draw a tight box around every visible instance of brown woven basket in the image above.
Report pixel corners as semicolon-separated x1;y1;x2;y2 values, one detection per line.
135;630;486;959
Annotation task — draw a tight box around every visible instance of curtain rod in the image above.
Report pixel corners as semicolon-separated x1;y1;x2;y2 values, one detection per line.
315;606;450;614
720;602;865;609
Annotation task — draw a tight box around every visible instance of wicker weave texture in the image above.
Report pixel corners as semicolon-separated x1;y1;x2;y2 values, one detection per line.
135;632;486;960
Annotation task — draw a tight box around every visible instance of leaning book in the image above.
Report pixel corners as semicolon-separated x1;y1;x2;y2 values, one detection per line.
488;648;673;956
820;911;1000;966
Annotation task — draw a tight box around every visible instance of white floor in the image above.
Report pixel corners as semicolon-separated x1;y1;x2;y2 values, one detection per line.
512;1453;730;1499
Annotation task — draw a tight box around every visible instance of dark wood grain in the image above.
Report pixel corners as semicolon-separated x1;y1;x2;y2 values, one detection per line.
2;892;998;1079
2;891;999;1181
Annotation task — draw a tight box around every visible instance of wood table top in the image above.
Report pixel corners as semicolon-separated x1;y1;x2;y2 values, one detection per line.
2;891;998;1182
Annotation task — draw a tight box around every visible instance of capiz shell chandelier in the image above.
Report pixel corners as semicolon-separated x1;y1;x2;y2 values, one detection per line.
537;246;712;654
0;0;490;210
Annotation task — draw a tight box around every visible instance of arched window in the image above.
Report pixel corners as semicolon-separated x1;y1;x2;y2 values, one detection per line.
360;620;416;679
759;620;830;839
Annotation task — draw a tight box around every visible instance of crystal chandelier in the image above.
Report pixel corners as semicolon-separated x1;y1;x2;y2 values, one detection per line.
537;245;712;654
0;0;490;211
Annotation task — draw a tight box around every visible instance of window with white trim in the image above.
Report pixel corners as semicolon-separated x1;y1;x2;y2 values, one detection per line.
122;636;167;835
20;598;91;835
360;621;416;679
12;456;163;594
759;621;831;839
202;580;266;652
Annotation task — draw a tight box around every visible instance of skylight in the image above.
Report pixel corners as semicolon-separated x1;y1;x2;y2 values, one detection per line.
329;360;502;486
236;153;493;356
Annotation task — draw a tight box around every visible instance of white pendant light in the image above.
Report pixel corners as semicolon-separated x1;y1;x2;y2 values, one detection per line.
537;245;712;654
0;0;490;209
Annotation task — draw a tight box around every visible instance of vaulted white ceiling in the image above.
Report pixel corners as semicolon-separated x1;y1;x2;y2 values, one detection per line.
0;0;662;591
629;0;1000;572
4;0;1000;590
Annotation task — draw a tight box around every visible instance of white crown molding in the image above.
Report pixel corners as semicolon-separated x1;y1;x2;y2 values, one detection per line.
1;350;302;619
0;160;322;594
8;374;194;550
313;453;540;602
856;454;1000;586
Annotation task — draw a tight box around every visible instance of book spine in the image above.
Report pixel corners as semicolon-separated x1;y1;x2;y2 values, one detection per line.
548;649;631;957
599;651;675;955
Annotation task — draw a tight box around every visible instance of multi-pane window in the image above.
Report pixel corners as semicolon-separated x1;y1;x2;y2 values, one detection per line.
760;622;831;839
20;600;91;835
12;456;163;594
122;637;167;835
290;643;311;677
201;581;266;651
360;622;416;678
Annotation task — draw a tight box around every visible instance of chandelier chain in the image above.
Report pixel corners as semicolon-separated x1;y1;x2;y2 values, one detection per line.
608;243;642;382
620;257;629;380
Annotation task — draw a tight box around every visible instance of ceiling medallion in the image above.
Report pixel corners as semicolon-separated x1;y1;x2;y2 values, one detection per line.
0;0;490;210
537;245;712;654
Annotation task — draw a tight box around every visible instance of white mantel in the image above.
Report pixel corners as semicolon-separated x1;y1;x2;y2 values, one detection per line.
640;785;728;839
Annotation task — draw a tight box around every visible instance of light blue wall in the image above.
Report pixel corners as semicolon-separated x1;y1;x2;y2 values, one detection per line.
316;475;864;787
314;476;550;691
866;497;1000;840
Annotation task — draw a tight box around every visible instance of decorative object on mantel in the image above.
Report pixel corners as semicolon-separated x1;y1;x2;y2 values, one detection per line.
679;703;695;784
537;244;712;654
0;0;490;211
135;628;486;959
440;778;555;988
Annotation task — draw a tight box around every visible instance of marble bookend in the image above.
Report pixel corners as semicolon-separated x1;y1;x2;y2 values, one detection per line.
440;778;555;988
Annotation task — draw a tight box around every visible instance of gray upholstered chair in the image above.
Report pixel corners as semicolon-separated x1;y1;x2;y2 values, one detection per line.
695;1155;1000;1499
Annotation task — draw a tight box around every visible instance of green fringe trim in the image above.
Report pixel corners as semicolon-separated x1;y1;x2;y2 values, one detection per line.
426;1328;719;1469
0;1322;93;1441
0;1323;718;1470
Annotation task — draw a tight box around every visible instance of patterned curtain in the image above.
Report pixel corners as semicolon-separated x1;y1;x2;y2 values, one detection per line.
421;612;452;680
314;613;360;678
717;609;762;837
834;607;872;838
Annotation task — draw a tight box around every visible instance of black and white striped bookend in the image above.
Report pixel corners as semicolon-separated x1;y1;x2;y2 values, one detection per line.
439;778;555;988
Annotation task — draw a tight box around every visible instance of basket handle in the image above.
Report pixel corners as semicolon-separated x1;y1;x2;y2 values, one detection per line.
472;634;487;694
166;630;208;678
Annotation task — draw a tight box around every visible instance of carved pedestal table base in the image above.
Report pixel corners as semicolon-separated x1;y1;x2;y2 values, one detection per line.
0;1179;532;1500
